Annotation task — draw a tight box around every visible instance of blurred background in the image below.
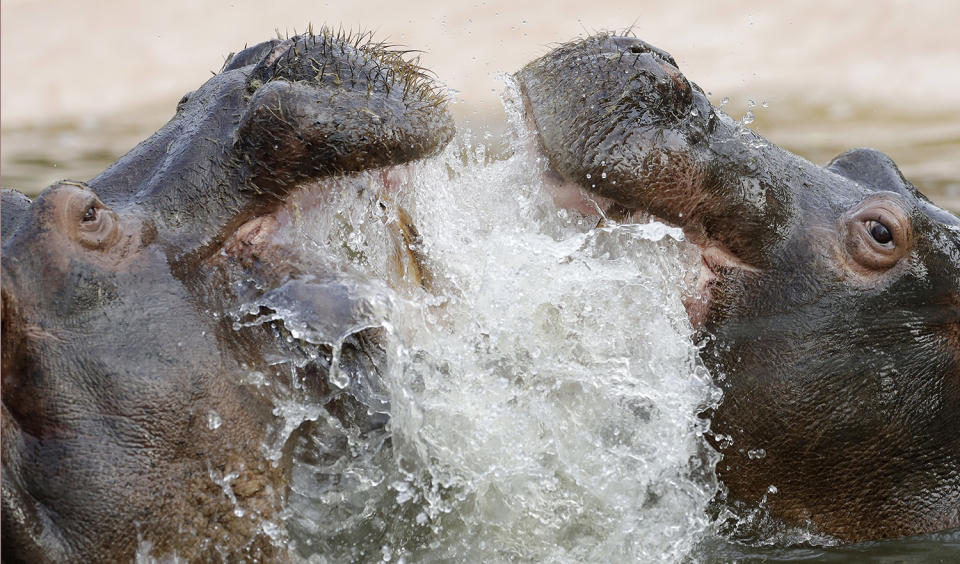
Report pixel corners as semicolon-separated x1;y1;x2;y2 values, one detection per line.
2;0;958;210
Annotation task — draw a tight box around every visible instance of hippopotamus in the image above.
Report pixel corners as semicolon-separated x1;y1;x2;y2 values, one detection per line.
516;34;960;543
1;30;453;562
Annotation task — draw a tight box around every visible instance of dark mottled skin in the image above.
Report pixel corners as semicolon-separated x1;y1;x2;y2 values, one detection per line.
517;34;960;542
1;30;453;563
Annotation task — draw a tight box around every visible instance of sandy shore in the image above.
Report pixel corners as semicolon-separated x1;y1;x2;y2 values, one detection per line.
3;0;959;126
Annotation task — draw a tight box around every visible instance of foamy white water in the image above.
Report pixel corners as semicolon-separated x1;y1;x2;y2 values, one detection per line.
204;85;725;563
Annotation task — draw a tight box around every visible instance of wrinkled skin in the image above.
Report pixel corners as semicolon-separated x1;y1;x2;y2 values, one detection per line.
2;30;453;562
516;34;960;543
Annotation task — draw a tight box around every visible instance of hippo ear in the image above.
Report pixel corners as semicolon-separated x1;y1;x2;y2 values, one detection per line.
220;39;284;73
2;190;33;243
826;148;911;195
232;33;452;197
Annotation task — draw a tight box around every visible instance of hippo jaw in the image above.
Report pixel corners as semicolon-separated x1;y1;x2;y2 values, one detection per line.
517;33;960;542
1;28;453;563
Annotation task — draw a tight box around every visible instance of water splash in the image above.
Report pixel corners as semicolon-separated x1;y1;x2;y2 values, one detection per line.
236;79;722;562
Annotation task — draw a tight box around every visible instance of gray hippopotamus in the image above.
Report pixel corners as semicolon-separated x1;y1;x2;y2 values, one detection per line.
516;34;960;543
1;30;453;562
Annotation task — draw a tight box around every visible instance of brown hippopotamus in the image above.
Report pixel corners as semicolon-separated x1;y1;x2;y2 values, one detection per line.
516;34;960;543
1;30;453;562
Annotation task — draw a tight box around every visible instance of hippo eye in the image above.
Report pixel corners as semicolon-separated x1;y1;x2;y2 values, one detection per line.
867;221;893;245
74;198;120;250
82;205;98;223
842;195;912;273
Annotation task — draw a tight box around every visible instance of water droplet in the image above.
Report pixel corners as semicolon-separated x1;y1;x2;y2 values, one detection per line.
767;485;779;494
600;172;607;179
585;173;592;179
741;110;755;125
714;433;734;449
747;448;766;459
329;343;349;388
207;410;223;430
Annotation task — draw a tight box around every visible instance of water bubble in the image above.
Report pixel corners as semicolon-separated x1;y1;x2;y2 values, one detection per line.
747;448;766;460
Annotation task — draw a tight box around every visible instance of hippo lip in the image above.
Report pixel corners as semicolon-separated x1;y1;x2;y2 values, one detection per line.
685;242;757;330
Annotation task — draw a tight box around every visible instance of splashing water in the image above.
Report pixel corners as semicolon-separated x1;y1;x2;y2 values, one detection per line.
208;81;724;562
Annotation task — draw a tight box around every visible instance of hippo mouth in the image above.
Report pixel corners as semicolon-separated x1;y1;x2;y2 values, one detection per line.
531;142;758;330
685;241;758;329
218;163;420;270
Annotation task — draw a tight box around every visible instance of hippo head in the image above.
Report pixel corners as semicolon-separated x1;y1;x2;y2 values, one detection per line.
1;30;453;562
517;34;960;542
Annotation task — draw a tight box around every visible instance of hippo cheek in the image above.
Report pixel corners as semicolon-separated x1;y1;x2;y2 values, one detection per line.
1;251;282;561
1;185;282;561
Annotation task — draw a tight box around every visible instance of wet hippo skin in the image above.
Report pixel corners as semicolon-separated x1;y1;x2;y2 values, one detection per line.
516;33;960;543
1;29;453;563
